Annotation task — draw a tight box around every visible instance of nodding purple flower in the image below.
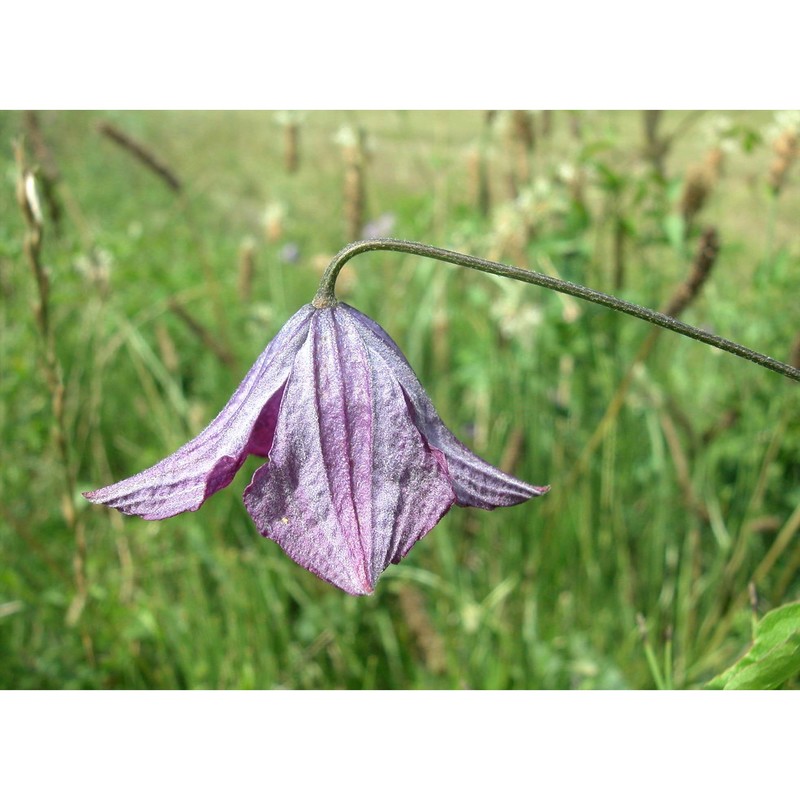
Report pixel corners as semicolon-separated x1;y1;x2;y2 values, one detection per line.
85;304;548;595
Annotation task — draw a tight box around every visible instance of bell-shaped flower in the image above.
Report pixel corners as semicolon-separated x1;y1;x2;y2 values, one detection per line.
85;303;548;595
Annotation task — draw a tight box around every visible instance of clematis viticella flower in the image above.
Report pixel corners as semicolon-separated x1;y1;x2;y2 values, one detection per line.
85;303;549;595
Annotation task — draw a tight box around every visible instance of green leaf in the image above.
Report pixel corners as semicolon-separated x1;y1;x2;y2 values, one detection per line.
706;602;800;690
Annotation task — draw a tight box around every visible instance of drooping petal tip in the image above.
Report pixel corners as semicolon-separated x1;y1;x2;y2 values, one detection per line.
342;303;550;511
82;305;314;521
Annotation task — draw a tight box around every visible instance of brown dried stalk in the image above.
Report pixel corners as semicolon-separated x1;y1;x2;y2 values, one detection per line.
284;122;300;174
704;146;725;183
658;409;708;522
155;322;181;374
23;111;64;228
677;144;724;253
97;120;182;193
20;112;94;250
569;111;583;140
662;227;719;317
563;228;721;491
767;129;798;195
167;299;237;369
341;128;367;241
14;140;93;649
498;425;526;475
23;111;61;181
509;110;534;186
540;110;553;139
397;585;447;675
643;110;706;181
679;164;714;229
701;408;740;445
701;500;800;660
612;217;626;291
466;145;490;217
643;110;668;179
237;238;256;301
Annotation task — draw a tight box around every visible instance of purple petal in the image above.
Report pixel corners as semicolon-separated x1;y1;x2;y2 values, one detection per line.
341;304;549;509
83;305;314;520
244;307;455;595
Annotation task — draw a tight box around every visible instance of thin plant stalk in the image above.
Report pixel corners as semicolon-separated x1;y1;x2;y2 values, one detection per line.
663;627;674;691
564;227;722;492
167;299;237;370
313;238;800;382
97;120;182;193
692;499;800;679
15;141;94;658
96;117;232;351
636;613;667;690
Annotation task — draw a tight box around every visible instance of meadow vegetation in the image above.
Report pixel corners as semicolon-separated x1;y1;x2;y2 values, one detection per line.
1;110;798;689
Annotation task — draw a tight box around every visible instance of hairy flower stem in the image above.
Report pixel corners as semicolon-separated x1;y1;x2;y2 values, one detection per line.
313;238;800;383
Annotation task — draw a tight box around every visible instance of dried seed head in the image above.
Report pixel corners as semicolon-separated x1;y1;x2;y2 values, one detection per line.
679;164;713;226
508;111;535;189
283;123;299;174
17;169;44;230
703;146;725;182
773;129;797;159
24;172;44;227
238;237;256;301
337;126;368;241
767;129;798;195
465;143;490;216
510;110;535;151
397;585;446;674
263;202;286;243
662;227;720;319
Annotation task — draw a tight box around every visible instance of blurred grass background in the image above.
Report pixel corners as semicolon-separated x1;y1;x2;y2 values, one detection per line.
1;110;798;689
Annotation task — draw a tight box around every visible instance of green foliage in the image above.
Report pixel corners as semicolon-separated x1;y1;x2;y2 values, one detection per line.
1;110;798;689
707;602;800;689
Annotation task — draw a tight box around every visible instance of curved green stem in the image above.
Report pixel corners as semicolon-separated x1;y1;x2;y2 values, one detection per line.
312;238;799;383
